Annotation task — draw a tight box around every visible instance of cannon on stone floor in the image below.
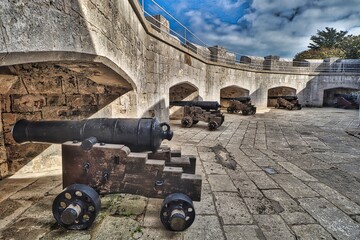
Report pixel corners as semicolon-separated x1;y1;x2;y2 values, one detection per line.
222;97;256;115
170;101;224;130
12;118;202;231
334;94;359;109
270;96;302;110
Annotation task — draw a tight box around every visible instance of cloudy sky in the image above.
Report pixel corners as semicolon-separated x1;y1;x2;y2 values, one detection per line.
143;0;360;59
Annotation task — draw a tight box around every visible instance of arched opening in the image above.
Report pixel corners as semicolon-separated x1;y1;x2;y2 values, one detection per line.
323;88;359;109
267;86;296;107
220;86;249;108
0;61;134;178
169;82;199;119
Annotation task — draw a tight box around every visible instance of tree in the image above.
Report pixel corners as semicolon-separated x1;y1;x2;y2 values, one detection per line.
294;48;346;61
340;35;360;59
308;27;348;50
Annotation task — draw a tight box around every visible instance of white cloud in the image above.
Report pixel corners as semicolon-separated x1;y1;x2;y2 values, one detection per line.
216;0;246;10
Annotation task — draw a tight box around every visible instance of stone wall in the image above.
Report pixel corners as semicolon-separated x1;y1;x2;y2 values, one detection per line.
0;63;130;176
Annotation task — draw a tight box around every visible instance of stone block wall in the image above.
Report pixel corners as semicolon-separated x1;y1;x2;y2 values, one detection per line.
0;63;130;177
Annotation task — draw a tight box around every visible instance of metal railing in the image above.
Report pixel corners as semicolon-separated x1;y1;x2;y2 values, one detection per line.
139;0;360;74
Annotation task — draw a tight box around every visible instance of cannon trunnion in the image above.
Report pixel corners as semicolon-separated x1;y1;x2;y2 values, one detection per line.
170;101;225;130
12;118;202;232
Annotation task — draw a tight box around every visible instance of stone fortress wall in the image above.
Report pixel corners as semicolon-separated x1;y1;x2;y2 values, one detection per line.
0;0;359;178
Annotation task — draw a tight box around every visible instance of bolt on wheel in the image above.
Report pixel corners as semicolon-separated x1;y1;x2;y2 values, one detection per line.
52;184;101;230
181;116;193;128
160;193;196;231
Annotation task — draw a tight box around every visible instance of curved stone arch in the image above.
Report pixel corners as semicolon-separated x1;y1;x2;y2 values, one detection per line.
220;85;250;107
1;51;138;92
267;86;297;107
322;86;359;107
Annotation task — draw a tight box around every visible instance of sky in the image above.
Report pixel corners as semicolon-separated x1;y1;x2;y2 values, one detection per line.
143;0;360;59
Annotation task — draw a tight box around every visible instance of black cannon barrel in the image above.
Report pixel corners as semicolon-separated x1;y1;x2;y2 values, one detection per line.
170;101;221;110
12;118;173;153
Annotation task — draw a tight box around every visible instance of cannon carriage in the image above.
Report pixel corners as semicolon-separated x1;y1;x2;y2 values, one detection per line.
222;97;256;115
170;101;224;131
270;96;302;110
12;118;202;231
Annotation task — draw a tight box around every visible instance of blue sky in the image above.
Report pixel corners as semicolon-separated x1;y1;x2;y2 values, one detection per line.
143;0;360;59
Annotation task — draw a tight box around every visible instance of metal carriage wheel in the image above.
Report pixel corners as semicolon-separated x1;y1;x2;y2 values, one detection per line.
52;184;101;230
160;193;196;231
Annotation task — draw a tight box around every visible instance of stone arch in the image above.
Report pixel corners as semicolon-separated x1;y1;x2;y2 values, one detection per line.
220;85;250;108
0;55;138;177
169;81;199;119
323;87;359;108
267;86;297;107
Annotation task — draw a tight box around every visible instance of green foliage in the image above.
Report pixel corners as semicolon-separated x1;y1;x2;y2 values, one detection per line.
340;35;360;59
295;27;360;60
294;48;346;61
308;27;348;50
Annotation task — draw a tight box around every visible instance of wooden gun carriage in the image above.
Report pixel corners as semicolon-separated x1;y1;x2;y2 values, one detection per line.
170;101;224;130
12;118;202;231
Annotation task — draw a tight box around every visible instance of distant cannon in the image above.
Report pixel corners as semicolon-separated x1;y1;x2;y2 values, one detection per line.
12;118;202;232
334;94;359;109
221;97;256;115
170;101;224;130
269;96;302;110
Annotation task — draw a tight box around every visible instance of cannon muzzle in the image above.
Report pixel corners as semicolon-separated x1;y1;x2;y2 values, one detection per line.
170;101;221;110
12;118;173;153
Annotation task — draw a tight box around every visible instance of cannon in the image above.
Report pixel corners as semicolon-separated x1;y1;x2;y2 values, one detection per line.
334;94;359;109
222;97;256;115
270;96;302;110
12;118;202;232
170;101;224;130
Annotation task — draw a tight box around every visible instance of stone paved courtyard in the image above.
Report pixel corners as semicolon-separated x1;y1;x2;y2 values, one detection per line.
0;108;360;240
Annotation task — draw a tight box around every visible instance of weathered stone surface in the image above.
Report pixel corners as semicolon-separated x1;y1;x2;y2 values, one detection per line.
224;225;266;240
183;215;224;240
254;214;295;240
214;192;253;224
207;174;237;192
299;197;360;240
193;183;217;215
277;161;317;181
307;181;360;215
270;174;319;198
291;224;334;240
280;211;316;225
0;199;32;230
246;171;279;189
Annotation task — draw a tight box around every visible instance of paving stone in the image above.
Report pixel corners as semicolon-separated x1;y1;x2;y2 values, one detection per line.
291;224;334;240
41;230;91;240
254;214;295;240
0;199;32;231
280;211;316;225
207;174;237;192
143;198;163;228
140;227;182;240
307;181;360;215
0;177;37;203
91;216;141;240
182;215;225;240
223;225;266;240
262;189;302;213
246;171;279;189
270;174;319;198
202;161;227;175
233;179;263;198
193;183;216;215
10;175;61;201
299;197;360;240
277;161;318;182
243;196;278;215
214;192;253;225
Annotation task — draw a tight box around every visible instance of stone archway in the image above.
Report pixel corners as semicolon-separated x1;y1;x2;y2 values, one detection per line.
220;85;250;108
267;86;296;107
169;82;199;119
323;87;359;108
0;61;134;178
